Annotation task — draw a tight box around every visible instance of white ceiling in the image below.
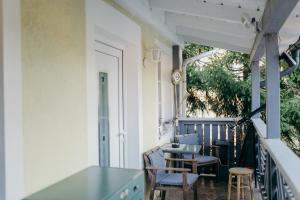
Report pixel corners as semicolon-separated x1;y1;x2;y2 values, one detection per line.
146;0;300;53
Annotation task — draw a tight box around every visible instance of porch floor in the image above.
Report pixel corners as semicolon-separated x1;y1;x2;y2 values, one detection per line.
159;177;262;200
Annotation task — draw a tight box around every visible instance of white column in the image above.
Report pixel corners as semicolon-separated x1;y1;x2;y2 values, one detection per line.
0;1;5;196
265;33;280;139
0;0;24;199
181;64;187;118
251;61;260;118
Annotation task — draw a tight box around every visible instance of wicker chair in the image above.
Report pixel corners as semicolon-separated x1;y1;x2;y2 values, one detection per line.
144;146;198;200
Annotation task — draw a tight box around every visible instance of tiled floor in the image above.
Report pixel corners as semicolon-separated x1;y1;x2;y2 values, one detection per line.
159;177;262;200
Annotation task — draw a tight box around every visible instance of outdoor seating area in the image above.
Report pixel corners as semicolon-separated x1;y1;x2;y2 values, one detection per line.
143;118;250;199
143;143;257;200
143;116;300;200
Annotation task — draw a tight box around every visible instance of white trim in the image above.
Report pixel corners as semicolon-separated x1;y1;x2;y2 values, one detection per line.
251;117;266;138
265;33;280;139
181;35;251;53
86;0;143;169
183;49;218;66
112;0;183;46
178;117;236;122
0;0;24;199
177;26;253;50
252;118;300;199
150;0;263;24
250;0;298;62
0;1;5;198
166;12;254;39
154;39;172;56
251;61;260;118
263;139;300;200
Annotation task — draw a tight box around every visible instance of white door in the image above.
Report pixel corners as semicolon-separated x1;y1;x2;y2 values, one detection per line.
95;41;125;168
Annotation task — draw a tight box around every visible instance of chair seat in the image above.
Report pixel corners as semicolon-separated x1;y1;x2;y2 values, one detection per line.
229;167;253;175
183;154;219;163
156;173;198;186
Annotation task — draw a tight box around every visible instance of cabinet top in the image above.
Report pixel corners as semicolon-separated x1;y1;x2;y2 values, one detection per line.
24;166;144;200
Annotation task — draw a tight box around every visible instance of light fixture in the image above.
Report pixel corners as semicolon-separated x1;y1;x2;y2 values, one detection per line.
143;47;162;67
241;13;252;29
151;48;161;62
241;13;260;33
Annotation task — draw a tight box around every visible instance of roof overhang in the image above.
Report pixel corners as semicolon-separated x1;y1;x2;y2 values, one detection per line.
113;0;300;55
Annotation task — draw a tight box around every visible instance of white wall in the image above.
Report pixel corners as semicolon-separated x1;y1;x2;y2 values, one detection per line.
0;0;24;199
142;40;175;151
86;0;143;168
158;50;175;145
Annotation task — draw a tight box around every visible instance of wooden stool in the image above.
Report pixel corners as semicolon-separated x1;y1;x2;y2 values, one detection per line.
227;167;254;200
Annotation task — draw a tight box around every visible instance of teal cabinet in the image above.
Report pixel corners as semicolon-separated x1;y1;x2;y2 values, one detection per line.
24;166;145;200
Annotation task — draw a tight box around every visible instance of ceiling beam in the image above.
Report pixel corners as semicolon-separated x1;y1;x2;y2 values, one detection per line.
250;0;298;62
166;12;255;39
112;0;183;45
180;35;251;53
150;0;263;24
202;0;266;11
177;26;253;50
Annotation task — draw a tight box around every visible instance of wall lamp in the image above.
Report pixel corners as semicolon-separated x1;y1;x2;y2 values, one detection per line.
143;47;162;67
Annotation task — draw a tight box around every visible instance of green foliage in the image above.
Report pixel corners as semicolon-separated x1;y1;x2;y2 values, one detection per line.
185;43;252;117
280;67;300;148
182;43;212;60
184;42;300;150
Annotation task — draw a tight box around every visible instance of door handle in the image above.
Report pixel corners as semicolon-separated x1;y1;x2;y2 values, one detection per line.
118;131;127;143
118;131;127;137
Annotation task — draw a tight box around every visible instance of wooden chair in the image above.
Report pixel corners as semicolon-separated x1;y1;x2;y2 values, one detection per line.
176;134;221;177
144;146;198;200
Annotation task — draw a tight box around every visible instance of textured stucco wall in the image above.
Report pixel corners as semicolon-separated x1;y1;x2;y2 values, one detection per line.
21;0;87;195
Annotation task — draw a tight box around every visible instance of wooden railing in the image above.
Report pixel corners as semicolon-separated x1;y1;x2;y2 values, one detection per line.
177;118;244;178
252;118;300;200
178;117;300;199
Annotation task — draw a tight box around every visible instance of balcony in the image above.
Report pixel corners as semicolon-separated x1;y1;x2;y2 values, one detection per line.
1;0;300;199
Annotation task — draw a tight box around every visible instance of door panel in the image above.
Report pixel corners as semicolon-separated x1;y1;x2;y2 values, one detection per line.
95;41;125;168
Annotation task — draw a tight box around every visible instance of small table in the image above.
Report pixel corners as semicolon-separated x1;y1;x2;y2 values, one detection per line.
162;143;201;156
161;143;202;173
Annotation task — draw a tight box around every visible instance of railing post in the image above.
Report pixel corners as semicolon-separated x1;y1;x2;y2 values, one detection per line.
269;156;278;200
251;60;260;118
265;33;280;139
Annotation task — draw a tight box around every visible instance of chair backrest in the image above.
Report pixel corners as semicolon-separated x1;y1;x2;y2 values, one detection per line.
176;134;201;145
144;147;165;175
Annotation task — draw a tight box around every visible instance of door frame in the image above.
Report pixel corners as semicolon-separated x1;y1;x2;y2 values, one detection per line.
86;0;144;169
0;0;24;198
95;41;125;168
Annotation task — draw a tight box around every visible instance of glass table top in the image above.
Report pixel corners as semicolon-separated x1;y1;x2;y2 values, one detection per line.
161;143;201;154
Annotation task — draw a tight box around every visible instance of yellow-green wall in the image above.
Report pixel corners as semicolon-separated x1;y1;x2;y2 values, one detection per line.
21;0;87;195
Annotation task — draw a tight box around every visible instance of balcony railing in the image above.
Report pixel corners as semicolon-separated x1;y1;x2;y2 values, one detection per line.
252;118;300;200
177;118;244;179
178;117;300;200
